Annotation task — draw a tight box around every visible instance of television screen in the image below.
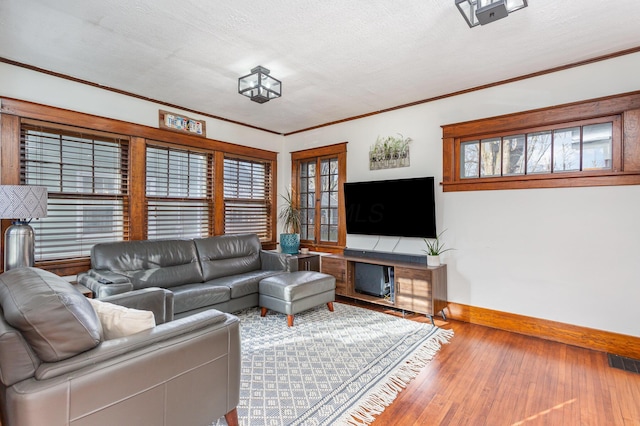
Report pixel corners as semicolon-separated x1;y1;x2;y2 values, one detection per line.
344;177;436;238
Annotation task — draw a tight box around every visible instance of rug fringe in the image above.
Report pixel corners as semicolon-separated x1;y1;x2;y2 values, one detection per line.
335;328;454;426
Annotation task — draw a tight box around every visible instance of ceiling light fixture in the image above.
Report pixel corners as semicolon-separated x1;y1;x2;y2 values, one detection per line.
455;0;527;28
238;66;282;104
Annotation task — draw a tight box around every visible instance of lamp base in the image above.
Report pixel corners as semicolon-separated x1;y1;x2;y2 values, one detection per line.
4;223;35;271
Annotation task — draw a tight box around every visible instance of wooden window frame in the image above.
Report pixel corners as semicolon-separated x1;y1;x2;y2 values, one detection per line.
442;91;640;192
0;97;278;275
145;142;214;240
291;142;347;253
222;155;275;240
21;121;130;266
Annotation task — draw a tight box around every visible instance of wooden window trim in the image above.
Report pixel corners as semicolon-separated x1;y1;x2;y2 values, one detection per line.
291;142;347;253
442;91;640;192
0;97;279;274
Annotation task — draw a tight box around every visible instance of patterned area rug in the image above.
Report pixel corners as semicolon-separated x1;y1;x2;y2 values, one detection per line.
214;302;453;426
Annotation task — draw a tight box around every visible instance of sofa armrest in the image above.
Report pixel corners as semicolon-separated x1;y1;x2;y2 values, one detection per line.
77;270;134;298
100;287;174;324
34;309;238;380
260;250;298;272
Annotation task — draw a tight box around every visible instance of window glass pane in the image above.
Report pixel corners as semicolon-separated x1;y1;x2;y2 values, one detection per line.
502;135;525;175
147;200;208;239
147;146;210;239
583;122;613;170
461;141;479;178
319;158;339;242
480;138;501;177
223;157;271;240
22;125;129;261
298;160;316;240
147;147;208;198
553;127;580;172
527;131;552;174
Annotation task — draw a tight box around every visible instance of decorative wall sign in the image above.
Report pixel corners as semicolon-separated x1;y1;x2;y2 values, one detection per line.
369;134;412;170
159;110;206;137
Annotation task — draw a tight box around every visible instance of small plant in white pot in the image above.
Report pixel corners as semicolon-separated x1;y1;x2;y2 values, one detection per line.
422;230;454;266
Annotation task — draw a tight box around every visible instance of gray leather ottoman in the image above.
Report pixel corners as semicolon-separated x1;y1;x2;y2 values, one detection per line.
259;271;336;326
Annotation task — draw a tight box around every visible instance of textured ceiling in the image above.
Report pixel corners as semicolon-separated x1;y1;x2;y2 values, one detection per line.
1;0;640;134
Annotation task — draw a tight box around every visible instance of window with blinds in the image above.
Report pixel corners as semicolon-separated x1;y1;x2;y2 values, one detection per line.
21;123;129;261
223;157;272;239
146;145;213;240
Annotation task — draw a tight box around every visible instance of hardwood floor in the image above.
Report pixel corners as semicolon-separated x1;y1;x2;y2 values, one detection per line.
341;300;640;426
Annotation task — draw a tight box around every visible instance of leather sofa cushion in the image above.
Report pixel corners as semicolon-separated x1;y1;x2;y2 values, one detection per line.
171;284;230;314
210;270;285;299
194;233;262;281
90;239;204;289
0;267;101;362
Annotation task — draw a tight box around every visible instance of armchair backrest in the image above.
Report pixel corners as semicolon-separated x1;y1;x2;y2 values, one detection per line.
0;268;103;386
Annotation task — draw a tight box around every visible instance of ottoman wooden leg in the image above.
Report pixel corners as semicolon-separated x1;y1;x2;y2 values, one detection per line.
327;302;334;312
287;315;294;327
261;307;268;317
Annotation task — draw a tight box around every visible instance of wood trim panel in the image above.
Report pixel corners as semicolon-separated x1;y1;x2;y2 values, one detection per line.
623;108;640;172
0;97;278;159
0;114;21;271
213;151;226;236
442;90;640;139
442;91;640;192
0;98;280;275
290;142;347;160
129;137;146;240
446;302;640;360
291;142;348;249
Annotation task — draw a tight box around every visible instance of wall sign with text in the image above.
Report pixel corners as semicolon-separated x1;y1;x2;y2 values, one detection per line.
159;110;206;137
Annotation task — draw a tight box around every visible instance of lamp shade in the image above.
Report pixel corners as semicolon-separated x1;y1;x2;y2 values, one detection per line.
0;185;48;220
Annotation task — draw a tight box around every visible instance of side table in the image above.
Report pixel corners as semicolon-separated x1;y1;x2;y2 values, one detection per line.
294;253;320;271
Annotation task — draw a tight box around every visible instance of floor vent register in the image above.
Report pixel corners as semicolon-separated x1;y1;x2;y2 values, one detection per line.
608;353;640;374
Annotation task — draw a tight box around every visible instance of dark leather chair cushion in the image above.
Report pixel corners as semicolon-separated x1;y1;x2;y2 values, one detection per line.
0;267;101;362
171;283;230;314
90;239;204;289
194;234;262;281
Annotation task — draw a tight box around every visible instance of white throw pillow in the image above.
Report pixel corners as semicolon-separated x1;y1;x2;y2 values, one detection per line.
87;298;156;340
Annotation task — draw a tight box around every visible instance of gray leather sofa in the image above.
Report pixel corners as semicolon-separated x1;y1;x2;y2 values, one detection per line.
0;267;240;426
77;233;296;317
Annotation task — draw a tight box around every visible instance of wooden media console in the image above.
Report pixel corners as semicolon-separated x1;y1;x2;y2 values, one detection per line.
321;253;448;323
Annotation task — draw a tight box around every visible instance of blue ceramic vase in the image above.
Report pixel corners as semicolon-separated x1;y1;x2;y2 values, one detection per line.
280;233;300;254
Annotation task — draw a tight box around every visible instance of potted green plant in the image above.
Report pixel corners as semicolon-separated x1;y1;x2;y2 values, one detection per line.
422;230;454;266
278;188;301;254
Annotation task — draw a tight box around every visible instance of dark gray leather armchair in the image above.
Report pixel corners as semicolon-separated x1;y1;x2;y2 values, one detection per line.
0;267;240;426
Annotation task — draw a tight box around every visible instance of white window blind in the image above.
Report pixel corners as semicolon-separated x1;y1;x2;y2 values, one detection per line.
146;145;212;239
223;157;272;239
21;123;129;261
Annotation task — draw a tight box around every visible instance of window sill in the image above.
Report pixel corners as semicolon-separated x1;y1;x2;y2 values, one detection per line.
442;172;640;192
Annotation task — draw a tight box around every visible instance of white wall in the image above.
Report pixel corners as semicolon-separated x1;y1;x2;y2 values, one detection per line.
0;62;284;151
3;53;639;337
285;52;640;337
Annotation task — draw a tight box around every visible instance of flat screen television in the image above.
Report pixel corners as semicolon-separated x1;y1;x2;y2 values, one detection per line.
344;176;436;238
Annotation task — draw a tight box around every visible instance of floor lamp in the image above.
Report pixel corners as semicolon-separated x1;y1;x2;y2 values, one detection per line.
0;185;48;271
